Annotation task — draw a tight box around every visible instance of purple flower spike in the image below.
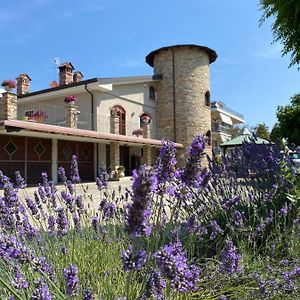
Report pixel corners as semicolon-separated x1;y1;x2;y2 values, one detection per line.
125;165;156;237
31;279;52;300
63;264;80;297
121;245;147;272
71;155;81;183
219;239;241;275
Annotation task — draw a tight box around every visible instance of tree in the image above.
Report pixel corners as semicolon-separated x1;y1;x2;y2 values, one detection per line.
260;0;300;67
276;93;300;146
253;123;270;141
270;123;284;148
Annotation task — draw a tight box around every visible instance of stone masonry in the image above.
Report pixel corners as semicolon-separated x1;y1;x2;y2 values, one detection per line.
141;118;152;165
147;45;216;164
0;92;17;120
65;104;78;128
16;74;31;95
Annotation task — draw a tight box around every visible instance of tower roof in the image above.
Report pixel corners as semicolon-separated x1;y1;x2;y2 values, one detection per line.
145;44;217;67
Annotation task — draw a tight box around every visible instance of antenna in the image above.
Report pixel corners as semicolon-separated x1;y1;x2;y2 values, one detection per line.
53;57;60;81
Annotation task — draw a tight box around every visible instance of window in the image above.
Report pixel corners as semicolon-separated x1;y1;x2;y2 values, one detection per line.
140;112;151;127
206;130;211;146
205;91;211;107
112;105;126;135
149;86;155;100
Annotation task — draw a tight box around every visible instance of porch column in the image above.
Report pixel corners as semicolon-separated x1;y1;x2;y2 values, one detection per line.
52;139;58;183
110;109;120;171
65;103;78;128
141;118;152;166
0;92;17;120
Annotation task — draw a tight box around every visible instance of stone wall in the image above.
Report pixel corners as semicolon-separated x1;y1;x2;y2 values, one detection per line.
153;46;212;162
0;92;17;120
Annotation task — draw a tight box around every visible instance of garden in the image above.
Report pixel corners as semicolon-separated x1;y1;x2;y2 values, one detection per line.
0;135;299;299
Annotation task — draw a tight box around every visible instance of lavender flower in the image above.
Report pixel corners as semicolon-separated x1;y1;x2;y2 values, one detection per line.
61;191;74;212
25;196;39;217
121;245;147;272
142;269;166;300
63;264;80;296
233;210;244;227
72;213;81;231
83;289;95;300
219;239;241;275
70;155;80;183
75;195;85;212
31;279;52;300
56;208;69;236
91;215;99;234
210;220;224;240
11;271;29;289
155;139;177;188
154;240;200;292
180;134;208;188
125;165;157;237
58;167;67;184
96;169;109;190
14;171;27;189
47;215;55;235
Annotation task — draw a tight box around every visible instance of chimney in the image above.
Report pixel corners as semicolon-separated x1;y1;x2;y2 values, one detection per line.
16;74;31;95
73;71;83;83
58;62;74;85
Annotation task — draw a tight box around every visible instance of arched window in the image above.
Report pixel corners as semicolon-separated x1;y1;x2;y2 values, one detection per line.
140;112;151;127
206;130;211;146
149;86;155;100
205;91;211;107
112;105;126;135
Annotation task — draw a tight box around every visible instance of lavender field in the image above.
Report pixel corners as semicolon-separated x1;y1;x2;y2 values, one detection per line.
0;135;299;299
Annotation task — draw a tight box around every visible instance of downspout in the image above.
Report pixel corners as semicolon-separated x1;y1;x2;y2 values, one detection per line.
171;49;176;142
85;83;98;175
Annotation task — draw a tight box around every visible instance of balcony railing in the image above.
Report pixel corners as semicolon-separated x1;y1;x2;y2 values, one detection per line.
212;123;232;135
17;102;155;138
211;102;244;120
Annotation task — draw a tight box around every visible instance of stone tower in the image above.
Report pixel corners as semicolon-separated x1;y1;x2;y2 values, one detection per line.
145;44;217;162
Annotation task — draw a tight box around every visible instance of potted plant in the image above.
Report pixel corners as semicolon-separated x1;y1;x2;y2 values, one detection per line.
117;165;125;178
1;80;17;92
33;110;48;123
141;115;151;123
64;95;77;105
132;128;143;137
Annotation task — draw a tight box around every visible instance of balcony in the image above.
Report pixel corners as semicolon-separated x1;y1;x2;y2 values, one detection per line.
17;102;153;138
212;123;232;136
211;102;244;121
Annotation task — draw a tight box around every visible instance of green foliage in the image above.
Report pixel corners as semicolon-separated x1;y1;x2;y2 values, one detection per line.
277;93;300;146
270;122;284;148
260;0;300;67
253;122;270;140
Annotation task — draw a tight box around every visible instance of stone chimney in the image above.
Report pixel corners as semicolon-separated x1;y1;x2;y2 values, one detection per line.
59;62;74;85
16;74;31;95
0;92;17;120
73;71;83;83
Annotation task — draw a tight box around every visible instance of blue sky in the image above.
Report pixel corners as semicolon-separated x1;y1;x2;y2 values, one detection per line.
0;0;299;130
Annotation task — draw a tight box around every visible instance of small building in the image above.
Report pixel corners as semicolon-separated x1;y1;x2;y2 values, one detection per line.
220;128;271;155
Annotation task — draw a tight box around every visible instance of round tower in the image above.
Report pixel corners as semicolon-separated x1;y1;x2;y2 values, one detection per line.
146;44;217;162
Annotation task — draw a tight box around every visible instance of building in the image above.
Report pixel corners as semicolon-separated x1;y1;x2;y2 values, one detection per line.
211;101;245;149
0;44;244;183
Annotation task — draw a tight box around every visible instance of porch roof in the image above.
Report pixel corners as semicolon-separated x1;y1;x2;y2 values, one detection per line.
0;120;183;148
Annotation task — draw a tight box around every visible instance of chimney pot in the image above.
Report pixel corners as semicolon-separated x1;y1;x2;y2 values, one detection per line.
73;71;83;83
59;62;74;85
16;74;31;95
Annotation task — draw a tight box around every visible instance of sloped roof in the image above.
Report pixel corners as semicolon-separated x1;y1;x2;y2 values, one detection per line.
220;134;271;147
